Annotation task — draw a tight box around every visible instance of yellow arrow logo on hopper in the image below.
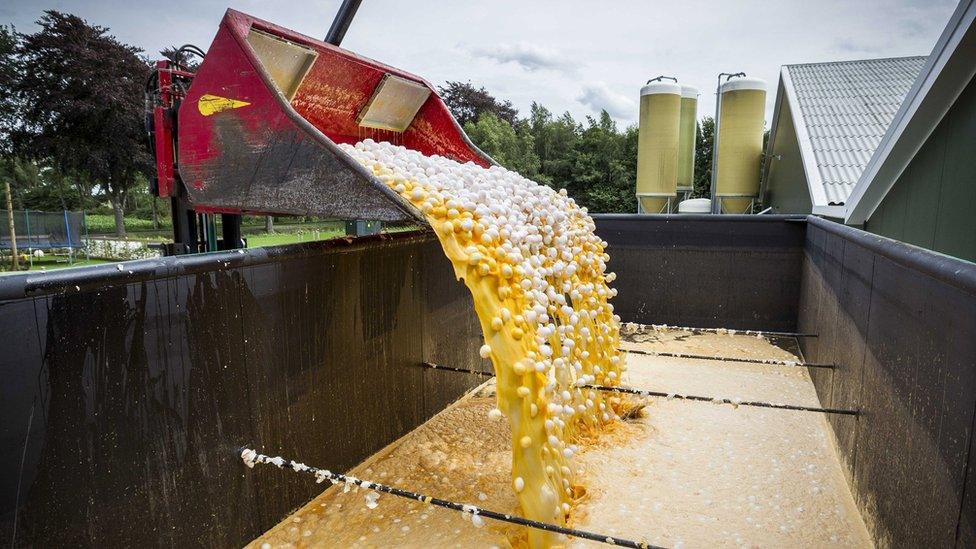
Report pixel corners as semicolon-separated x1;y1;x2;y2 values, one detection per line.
197;94;251;116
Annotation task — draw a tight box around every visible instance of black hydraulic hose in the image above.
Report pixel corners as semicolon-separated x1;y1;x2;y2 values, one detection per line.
176;44;206;59
325;0;363;46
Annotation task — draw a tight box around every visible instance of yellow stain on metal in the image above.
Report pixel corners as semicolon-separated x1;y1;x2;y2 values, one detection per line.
197;94;251;116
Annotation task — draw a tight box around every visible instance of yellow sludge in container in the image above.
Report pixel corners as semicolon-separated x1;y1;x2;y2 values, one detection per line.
340;140;625;548
636;82;681;213
715;77;766;214
677;86;698;194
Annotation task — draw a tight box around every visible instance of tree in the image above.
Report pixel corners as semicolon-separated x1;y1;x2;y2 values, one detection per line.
528;103;579;187
570;111;634;213
439;81;518;127
4;181;17;270
464;113;541;180
0;24;93;215
0;25;19;153
444;82;660;214
13;11;151;237
693;116;714;198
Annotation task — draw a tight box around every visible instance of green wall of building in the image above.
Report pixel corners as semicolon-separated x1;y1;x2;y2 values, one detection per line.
764;99;813;214
866;74;976;263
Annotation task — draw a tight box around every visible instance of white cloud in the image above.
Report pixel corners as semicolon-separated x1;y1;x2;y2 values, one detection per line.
469;42;574;73
577;82;636;121
5;0;957;126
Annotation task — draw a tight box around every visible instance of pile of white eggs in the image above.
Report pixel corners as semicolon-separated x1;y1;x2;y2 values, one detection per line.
341;139;622;384
340;139;624;538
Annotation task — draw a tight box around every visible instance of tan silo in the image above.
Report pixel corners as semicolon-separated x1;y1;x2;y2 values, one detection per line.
714;77;766;213
636;81;681;213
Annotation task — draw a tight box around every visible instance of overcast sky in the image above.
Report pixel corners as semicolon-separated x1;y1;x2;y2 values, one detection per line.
2;0;959;127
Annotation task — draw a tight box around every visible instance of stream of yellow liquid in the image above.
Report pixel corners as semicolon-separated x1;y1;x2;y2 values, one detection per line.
346;141;624;548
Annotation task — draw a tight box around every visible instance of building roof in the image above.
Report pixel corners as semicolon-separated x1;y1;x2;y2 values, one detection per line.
845;0;976;225
769;56;926;213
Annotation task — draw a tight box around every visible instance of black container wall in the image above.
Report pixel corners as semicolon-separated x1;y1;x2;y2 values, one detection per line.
0;231;488;547
798;216;976;548
593;214;806;331
5;212;976;549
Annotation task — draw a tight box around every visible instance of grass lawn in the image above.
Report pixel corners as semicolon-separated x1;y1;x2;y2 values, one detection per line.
245;228;344;248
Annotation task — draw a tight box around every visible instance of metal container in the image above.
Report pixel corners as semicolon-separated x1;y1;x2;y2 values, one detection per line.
636;82;681;213
170;9;492;224
678;197;711;213
714;78;766;213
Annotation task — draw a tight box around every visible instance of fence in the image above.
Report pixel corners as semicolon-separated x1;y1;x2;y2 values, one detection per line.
0;210;87;251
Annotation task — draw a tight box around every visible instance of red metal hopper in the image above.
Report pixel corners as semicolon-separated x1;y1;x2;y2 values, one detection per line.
163;9;492;223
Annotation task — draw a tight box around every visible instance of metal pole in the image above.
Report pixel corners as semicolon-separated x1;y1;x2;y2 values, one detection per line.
581;384;859;416
419;363;856;415
83;210;90;260
623;323;817;338
325;0;363;46
710;74;722;214
4;182;17;270
220;213;243;250
205;214;217;252
25;210;32;268
620;348;834;369
240;448;660;548
63;209;73;264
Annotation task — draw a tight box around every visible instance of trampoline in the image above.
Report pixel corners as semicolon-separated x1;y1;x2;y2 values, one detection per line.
1;209;89;265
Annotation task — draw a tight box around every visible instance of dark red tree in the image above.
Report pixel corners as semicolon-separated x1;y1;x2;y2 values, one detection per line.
14;11;151;236
438;80;519;127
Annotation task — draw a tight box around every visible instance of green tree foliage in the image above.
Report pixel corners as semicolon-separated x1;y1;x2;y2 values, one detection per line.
463;107;641;213
447;85;646;213
463;113;542;180
0;156;100;212
528;103;578;187
570;112;636;213
439;81;519;127
0;157;40;208
0;25;19;153
693;116;714;198
12;11;151;236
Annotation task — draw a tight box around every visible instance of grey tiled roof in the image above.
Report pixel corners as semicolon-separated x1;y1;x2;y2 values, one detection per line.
786;56;926;205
